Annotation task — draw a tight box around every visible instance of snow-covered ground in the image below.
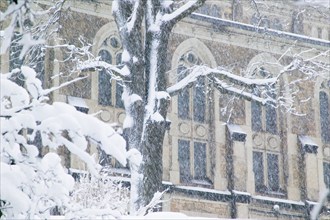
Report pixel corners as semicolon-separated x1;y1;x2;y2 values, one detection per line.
49;212;222;220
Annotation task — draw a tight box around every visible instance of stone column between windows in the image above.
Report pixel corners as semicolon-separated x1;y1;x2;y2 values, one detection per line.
305;153;319;201
298;136;319;201
225;124;248;219
214;124;228;191
287;133;301;201
170;136;180;185
232;140;247;191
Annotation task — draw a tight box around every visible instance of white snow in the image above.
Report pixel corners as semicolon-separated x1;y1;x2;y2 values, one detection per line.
121;65;131;76
252;195;305;206
156;91;171;100
122;49;131;62
175;185;231;195
162;0;198;22
192;13;330;44
227;124;246;136
161;1;174;9
167;66;276;105
123;114;134;128
232;190;251;196
127;149;143;215
151;111;164;122
18;33;45;59
295;0;330;8
1;66;128;219
67;96;89;108
299;135;318;147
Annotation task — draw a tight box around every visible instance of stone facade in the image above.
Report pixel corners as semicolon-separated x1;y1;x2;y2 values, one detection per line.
1;0;330;219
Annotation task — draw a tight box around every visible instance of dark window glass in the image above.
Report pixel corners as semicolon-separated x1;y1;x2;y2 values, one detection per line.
115;52;124;108
266;103;277;134
272;18;283;31
267;153;279;191
323;162;330;189
194;142;206;180
324;162;330;201
10;32;23;71
320;91;330;143
292;11;304;34
110;37;120;48
253;151;264;191
98;50;112;106
177;65;189;119
116;82;124;108
251;100;262;132
10;32;25;87
210;5;220;17
116;52;122;65
99;148;111;166
251;13;259;26
28;46;45;86
178;139;190;183
266;87;277;134
193;78;205;122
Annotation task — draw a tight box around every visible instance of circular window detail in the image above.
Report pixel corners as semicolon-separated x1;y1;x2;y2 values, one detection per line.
109;36;121;49
324;146;330;157
179;122;190;134
186;52;198;65
100;109;112;122
252;133;263;146
268;136;278;149
118;112;126;124
195;125;207;137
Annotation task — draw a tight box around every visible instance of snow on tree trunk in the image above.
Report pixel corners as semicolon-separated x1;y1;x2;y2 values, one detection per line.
112;0;206;212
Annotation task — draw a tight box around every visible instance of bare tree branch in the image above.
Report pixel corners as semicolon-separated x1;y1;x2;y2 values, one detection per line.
162;0;206;26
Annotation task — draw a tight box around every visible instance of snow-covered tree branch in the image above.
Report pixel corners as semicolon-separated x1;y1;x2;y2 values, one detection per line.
0;66;127;218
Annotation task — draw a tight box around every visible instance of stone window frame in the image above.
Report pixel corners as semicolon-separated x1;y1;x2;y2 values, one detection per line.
92;23;127;168
92;22;125;109
247;54;282;135
97;35;124;108
252;149;284;196
250;67;278;135
170;38;216;125
170;38;217;187
247;53;286;197
178;138;210;185
176;51;207;123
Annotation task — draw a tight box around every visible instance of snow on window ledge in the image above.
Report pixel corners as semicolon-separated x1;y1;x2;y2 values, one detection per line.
227;124;247;142
299;135;318;154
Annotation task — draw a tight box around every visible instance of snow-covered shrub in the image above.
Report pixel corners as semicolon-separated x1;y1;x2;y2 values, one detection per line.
69;169;130;217
0;66;127;219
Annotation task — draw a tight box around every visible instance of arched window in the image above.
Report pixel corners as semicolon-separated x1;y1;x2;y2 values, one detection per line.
247;55;283;195
320;90;330;143
98;49;112;106
177;65;190;119
193;77;206;123
9;32;25;87
115;52;124;108
97;35;124;108
251;68;277;134
177;52;206;123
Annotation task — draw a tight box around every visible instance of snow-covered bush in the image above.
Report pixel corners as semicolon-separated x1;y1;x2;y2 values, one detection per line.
69;169;130;218
0;66;127;219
